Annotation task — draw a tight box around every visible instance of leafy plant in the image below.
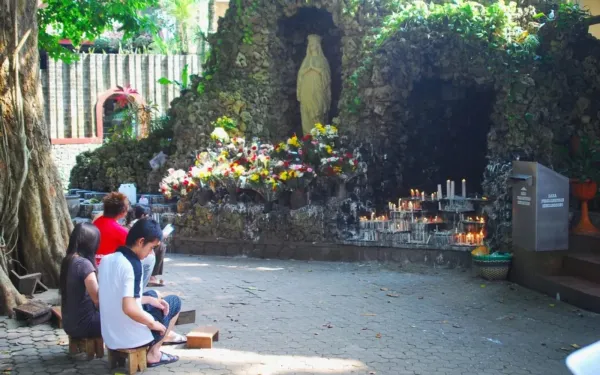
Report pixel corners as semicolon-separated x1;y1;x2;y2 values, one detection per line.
556;136;600;182
158;64;192;91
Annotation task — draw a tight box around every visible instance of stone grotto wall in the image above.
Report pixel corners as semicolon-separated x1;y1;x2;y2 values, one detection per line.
167;0;600;251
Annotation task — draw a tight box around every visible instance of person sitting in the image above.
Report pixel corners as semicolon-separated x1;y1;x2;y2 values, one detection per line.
94;192;129;266
59;223;102;339
98;219;181;368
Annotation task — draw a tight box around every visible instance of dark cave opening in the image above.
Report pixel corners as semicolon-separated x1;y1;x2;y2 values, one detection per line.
401;78;496;197
277;7;343;135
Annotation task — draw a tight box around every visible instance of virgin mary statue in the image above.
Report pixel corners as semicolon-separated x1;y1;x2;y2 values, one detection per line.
297;34;331;135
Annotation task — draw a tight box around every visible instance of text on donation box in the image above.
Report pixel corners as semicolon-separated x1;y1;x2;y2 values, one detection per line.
517;187;531;206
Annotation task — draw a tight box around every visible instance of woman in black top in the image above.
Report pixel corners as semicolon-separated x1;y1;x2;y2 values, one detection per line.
59;223;101;338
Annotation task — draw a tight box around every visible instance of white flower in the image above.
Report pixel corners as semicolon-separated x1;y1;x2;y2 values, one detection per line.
211;127;230;143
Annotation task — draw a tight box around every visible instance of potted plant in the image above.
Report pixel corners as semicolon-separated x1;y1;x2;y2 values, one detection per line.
558;135;600;235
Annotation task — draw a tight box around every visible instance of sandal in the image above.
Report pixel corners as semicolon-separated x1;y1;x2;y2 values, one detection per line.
147;352;179;368
147;279;164;287
164;332;187;346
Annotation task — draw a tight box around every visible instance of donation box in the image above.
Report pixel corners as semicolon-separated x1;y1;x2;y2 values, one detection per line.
511;161;569;251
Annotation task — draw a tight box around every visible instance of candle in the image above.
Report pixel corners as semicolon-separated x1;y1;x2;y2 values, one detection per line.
371;212;374;221
446;180;451;198
462;179;466;198
431;193;435;201
410;189;415;197
450;181;455;199
437;184;443;200
398;198;401;208
421;191;425;201
415;189;419;199
408;201;413;211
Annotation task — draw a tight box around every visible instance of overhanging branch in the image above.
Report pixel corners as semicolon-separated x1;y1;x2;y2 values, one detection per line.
588;15;600;27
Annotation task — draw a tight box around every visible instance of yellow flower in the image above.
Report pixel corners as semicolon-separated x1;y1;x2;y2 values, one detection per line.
260;169;269;177
288;170;297;178
315;123;325;134
325;145;333;155
233;165;245;176
279;171;288;181
333;166;342;173
287;135;300;148
250;174;260;182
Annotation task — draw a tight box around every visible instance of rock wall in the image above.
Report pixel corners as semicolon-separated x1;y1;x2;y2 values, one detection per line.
168;0;600;250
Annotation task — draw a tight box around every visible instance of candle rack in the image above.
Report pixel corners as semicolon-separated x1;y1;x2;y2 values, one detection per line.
355;194;490;249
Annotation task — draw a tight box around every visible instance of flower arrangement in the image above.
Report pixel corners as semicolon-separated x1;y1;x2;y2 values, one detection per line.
159;121;366;204
159;168;197;199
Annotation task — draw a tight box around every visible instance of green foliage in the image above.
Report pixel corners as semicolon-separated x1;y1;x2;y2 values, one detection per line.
234;0;259;44
553;2;590;31
38;0;159;62
556;136;600;182
70;117;175;193
158;64;192;91
375;1;539;62
212;116;238;132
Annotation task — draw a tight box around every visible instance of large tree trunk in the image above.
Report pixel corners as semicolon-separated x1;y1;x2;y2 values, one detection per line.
0;0;72;315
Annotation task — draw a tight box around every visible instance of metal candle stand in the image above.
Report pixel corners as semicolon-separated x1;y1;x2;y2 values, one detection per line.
357;196;490;248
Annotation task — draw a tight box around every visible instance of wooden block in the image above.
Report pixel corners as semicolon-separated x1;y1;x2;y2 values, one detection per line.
51;306;62;329
68;336;104;360
108;346;148;374
175;310;196;325
13;300;51;325
186;326;219;349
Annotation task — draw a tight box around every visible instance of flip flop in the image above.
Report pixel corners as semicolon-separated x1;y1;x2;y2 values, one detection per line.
164;332;187;346
147;279;164;287
147;352;179;368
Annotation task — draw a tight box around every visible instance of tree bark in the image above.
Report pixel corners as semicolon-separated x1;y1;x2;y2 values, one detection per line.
0;0;72;315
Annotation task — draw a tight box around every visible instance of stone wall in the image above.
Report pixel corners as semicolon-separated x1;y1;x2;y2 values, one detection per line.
51;143;102;190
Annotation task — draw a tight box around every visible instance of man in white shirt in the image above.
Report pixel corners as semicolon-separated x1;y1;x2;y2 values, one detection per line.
98;219;181;368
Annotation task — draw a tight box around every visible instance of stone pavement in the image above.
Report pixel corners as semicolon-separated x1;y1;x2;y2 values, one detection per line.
1;254;600;375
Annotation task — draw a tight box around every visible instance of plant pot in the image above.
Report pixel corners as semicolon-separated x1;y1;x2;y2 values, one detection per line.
571;180;600;235
473;259;511;281
290;189;307;210
65;194;81;218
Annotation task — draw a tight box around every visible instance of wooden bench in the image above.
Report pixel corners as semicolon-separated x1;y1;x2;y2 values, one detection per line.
186;326;219;349
68;336;104;360
108;346;148;374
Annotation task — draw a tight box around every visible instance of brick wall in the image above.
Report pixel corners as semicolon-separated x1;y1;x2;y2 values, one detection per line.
41;54;202;141
51;143;102;190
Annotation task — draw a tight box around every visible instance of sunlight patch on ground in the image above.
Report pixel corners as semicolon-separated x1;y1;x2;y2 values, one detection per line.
170;262;211;267
163;347;367;375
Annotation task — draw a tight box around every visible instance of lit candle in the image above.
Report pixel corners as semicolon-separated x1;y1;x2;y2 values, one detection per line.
398;198;401;208
410;189;415;197
408;201;413;211
371;212;374;221
415;189;420;199
421;191;425;201
437;184;443;200
450;181;455;199
446;180;451;198
431;193;435;201
462;179;466;198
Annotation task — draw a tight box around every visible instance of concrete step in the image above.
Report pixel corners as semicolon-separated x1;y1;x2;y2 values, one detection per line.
542;275;600;313
564;253;600;284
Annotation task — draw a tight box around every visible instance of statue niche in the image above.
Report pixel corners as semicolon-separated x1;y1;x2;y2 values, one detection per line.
297;34;332;135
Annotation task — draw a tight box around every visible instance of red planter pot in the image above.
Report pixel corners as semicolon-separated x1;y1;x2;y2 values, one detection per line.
571;180;600;235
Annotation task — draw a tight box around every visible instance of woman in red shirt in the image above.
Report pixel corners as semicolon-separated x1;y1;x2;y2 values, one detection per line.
93;192;129;266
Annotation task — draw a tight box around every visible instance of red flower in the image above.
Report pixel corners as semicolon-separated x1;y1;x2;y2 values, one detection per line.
183;180;189;186
302;134;312;141
173;184;179;189
208;167;213;172
252;145;257;151
114;94;130;108
283;161;290;167
345;152;353;159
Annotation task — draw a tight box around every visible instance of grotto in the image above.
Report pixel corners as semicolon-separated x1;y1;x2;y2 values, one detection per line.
70;0;600;264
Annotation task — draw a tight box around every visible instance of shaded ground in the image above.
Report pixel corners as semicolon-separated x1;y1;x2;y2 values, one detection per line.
1;254;599;374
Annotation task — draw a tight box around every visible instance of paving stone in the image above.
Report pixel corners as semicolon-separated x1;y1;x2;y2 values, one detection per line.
2;254;599;374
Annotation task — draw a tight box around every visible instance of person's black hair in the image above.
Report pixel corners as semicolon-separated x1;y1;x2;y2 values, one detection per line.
134;204;151;219
126;218;163;247
59;223;101;307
